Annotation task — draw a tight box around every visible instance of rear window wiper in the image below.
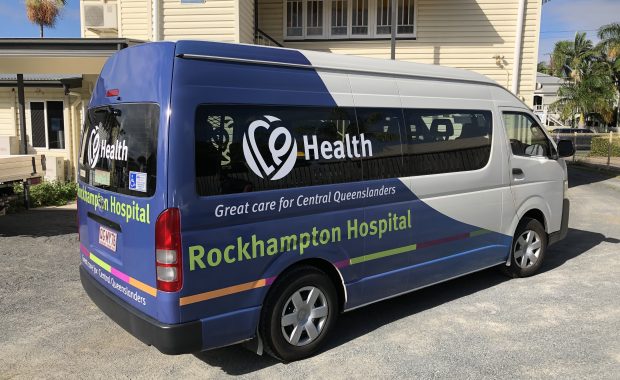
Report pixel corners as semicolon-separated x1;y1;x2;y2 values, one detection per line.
94;105;122;117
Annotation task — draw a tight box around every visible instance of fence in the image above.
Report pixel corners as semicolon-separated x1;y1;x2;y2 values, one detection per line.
552;132;620;168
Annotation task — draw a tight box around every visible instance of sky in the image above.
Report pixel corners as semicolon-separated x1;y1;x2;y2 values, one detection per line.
539;0;620;62
0;0;617;63
0;0;80;38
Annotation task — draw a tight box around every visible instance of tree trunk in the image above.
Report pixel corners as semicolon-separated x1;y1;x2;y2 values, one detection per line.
40;24;44;38
616;88;620;129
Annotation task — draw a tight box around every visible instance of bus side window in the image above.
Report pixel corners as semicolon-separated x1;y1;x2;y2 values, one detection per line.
355;108;404;180
402;109;493;176
502;112;552;158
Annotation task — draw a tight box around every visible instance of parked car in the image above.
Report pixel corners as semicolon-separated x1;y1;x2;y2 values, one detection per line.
551;128;594;134
551;128;596;150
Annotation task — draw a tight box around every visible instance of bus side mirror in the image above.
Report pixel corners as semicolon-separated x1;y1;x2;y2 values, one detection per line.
557;139;575;158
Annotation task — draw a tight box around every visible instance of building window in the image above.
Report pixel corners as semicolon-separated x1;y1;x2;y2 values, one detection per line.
29;101;65;150
351;0;369;36
287;0;303;37
331;0;348;36
398;0;415;34
375;0;391;35
284;0;415;40
306;0;325;36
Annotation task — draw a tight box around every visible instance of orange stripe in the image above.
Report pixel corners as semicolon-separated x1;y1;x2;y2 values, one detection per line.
179;279;267;306
129;277;157;297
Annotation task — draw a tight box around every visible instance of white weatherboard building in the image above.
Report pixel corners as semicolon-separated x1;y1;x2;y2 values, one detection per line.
533;73;565;128
0;0;542;181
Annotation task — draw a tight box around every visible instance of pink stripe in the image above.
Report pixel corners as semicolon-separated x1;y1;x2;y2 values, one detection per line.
333;259;350;269
80;243;89;257
111;268;131;283
264;276;278;286
416;232;469;250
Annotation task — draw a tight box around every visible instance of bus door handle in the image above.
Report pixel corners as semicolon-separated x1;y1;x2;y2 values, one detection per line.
512;168;524;177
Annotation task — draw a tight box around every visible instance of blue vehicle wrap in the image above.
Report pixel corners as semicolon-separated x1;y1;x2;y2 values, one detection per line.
78;41;512;352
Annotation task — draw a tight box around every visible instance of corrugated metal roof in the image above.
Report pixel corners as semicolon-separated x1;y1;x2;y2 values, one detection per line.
0;74;82;81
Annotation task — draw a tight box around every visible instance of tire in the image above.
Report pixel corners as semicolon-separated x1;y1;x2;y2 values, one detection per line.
259;266;338;362
503;217;548;278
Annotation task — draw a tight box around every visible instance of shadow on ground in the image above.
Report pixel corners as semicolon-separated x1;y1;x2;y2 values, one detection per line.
568;164;619;188
195;227;611;374
0;208;77;237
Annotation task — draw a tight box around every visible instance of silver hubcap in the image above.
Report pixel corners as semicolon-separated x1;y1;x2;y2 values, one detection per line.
281;286;329;347
514;230;542;269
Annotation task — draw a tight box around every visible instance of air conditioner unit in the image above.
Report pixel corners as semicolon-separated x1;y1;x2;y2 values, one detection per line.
84;3;118;30
0;136;19;156
44;156;65;183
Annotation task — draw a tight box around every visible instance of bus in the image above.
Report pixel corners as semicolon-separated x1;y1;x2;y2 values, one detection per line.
78;41;573;361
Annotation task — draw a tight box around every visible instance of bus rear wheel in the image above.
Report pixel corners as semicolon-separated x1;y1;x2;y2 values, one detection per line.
260;266;338;362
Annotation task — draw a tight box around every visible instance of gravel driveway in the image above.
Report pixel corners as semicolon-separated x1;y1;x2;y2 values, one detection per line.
1;166;618;379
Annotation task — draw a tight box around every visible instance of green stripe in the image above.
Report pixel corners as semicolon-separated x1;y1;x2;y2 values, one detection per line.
90;253;111;272
349;243;417;265
470;229;490;237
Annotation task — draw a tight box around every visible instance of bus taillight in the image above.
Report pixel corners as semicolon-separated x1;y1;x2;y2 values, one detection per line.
155;208;183;292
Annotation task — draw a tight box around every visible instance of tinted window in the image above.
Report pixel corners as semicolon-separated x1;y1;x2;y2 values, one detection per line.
195;106;494;196
402;109;493;175
356;108;404;180
195;105;361;196
503;112;551;158
79;104;159;197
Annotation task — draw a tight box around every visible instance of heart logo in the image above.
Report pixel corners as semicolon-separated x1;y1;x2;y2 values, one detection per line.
242;115;298;180
87;123;101;169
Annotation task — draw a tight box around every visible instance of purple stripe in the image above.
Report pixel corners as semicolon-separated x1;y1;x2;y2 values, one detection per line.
416;232;469;250
264;276;278;286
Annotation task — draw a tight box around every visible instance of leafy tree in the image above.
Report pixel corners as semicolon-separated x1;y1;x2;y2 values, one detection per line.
25;0;67;38
537;61;551;74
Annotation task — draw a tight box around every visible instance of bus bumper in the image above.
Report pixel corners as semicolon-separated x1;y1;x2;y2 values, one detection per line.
549;198;570;246
80;266;203;355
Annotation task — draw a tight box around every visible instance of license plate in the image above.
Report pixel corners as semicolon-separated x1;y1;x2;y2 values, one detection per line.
98;226;117;252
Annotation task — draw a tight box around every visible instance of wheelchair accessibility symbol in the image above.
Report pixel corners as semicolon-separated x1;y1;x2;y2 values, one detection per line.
128;171;147;192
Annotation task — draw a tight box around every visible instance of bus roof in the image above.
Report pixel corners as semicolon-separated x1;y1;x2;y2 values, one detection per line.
174;40;499;87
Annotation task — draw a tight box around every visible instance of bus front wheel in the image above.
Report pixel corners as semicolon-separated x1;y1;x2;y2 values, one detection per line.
504;217;548;278
260;266;338;362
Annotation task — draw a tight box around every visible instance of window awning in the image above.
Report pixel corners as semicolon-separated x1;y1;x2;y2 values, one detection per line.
0;74;83;88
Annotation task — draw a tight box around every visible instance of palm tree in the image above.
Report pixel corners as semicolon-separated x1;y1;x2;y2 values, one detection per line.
549;40;572;77
598;23;620;58
564;32;596;82
598;23;620;128
549;33;596;81
25;0;67;38
552;60;616;126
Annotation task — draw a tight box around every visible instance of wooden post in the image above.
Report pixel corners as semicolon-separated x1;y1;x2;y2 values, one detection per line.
573;132;577;162
17;74;27;155
608;131;613;167
23;180;30;210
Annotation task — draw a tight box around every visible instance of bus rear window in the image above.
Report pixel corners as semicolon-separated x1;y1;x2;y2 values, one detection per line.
78;104;159;197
